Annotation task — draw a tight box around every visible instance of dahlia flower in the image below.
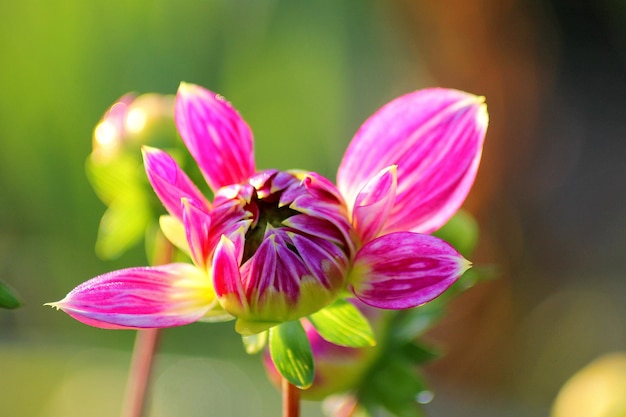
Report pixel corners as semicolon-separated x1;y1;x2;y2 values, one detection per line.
49;82;487;385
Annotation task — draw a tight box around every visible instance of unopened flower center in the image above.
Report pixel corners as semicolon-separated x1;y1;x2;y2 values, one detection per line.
211;169;356;324
242;198;298;262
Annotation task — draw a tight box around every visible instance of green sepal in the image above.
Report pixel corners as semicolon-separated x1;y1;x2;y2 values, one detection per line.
242;331;268;354
269;321;314;389
309;299;376;348
0;281;21;309
235;318;279;336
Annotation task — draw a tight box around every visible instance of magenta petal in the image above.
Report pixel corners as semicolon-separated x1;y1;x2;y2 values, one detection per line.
242;234;279;304
48;264;213;329
283;215;348;248
273;240;310;302
143;146;211;222
212;235;249;314
337;88;488;234
175;83;255;191
182;198;212;271
288;232;347;289
352;165;397;243
349;232;470;309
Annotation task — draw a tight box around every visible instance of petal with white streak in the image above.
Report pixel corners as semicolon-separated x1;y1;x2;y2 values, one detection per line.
142;146;210;222
175;83;255;191
182;198;212;271
352;165;397;243
337;88;488;234
47;264;213;329
212;234;249;316
349;232;470;309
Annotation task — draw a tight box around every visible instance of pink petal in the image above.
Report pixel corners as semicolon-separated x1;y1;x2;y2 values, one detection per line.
242;233;279;303
288;231;347;290
337;88;488;234
273;239;311;301
142;146;211;222
212;234;249;315
175;83;255;191
182;198;212;271
47;264;213;329
352;165;397;243
283;214;349;248
349;232;470;309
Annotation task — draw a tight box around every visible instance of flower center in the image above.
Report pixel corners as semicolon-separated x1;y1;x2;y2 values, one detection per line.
242;199;298;262
211;169;356;324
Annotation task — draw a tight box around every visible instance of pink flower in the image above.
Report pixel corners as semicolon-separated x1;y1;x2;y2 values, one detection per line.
49;83;487;335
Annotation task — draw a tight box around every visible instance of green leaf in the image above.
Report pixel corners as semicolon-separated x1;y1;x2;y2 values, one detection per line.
401;342;441;364
235;318;279;336
269;321;314;388
242;331;268;354
309;299;376;348
367;358;430;417
85;153;142;206
0;281;21;309
95;192;152;259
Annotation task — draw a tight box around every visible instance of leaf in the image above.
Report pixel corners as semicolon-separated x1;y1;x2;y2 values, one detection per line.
0;281;21;309
242;331;268;354
309;299;376;348
85;153;142;206
401;342;441;364
95;192;152;259
269;321;314;388
367;357;430;417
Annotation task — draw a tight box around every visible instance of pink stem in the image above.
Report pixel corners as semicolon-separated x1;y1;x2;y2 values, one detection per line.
121;328;161;417
120;236;173;417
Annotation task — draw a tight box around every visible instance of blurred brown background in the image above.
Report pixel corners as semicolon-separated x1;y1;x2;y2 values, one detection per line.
401;1;626;415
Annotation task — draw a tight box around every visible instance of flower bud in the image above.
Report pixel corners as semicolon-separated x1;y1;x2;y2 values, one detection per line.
92;93;176;163
212;170;355;334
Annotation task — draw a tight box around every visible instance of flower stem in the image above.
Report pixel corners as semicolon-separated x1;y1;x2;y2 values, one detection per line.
121;328;161;417
282;378;300;417
121;234;173;417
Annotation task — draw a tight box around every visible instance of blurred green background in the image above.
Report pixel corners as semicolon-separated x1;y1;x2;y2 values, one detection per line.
1;1;625;416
